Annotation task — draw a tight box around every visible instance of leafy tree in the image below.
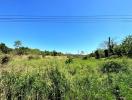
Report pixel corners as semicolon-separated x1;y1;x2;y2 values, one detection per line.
80;51;84;55
14;40;23;55
104;49;109;57
113;45;122;57
121;35;132;56
14;40;22;48
29;49;41;55
88;52;95;57
0;43;10;54
16;47;29;55
95;50;100;59
97;49;105;58
128;49;132;57
52;50;58;56
43;50;50;56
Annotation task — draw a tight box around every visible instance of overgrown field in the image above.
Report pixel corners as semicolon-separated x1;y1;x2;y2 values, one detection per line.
0;56;132;100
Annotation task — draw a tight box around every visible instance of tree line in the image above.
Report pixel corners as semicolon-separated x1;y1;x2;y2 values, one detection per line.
90;35;132;59
0;35;132;58
0;40;63;56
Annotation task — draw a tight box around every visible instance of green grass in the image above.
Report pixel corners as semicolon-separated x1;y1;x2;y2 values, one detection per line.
0;56;132;100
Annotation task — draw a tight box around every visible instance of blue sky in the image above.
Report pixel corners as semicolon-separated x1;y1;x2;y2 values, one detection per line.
0;0;132;54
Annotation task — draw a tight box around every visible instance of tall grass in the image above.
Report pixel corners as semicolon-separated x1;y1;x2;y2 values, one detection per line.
0;57;132;100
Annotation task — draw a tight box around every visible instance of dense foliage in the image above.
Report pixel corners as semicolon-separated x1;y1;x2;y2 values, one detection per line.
90;35;132;59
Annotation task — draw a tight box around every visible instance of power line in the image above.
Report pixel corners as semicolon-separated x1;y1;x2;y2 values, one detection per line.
0;15;132;23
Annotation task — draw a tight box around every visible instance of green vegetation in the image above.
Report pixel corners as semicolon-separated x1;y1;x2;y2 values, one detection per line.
0;35;132;100
0;57;132;99
90;35;132;59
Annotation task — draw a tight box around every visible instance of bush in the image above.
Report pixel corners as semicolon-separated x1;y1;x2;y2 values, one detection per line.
28;55;34;60
108;55;119;59
65;57;73;64
112;85;124;100
48;68;69;100
95;50;100;59
0;55;10;65
104;49;109;57
101;61;127;73
113;45;122;57
128;49;132;58
28;55;41;60
82;56;88;60
0;43;10;54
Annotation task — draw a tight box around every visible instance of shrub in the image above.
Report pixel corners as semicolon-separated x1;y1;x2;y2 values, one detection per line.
28;55;41;60
51;50;58;56
113;45;122;57
95;50;100;59
112;85;124;100
108;55;119;59
28;55;34;60
128;49;132;58
82;56;88;60
101;61;127;73
104;49;109;57
68;68;76;75
0;43;10;54
48;68;69;100
65;57;73;64
0;55;10;65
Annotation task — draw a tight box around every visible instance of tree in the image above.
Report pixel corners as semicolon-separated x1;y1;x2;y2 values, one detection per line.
113;45;122;57
95;50;100;59
88;52;95;57
52;50;58;56
29;49;41;55
16;47;29;55
97;49;105;58
80;51;84;55
121;35;132;56
104;49;109;57
14;40;22;48
101;37;116;57
0;43;9;54
14;40;23;55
